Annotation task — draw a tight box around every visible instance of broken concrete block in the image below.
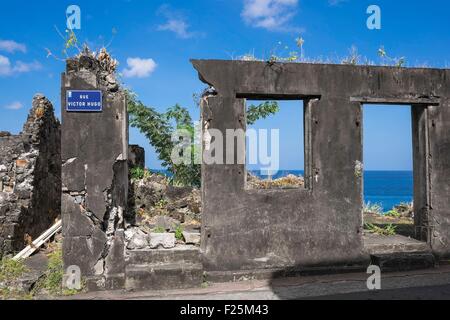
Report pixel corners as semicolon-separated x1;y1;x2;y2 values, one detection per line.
105;230;126;276
182;231;201;245
149;233;175;249
154;216;180;232
127;230;148;250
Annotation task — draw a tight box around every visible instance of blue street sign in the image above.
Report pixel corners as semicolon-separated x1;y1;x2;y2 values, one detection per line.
66;90;103;112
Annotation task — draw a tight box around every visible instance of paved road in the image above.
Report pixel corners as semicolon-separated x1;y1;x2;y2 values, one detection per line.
67;265;450;300
311;284;450;300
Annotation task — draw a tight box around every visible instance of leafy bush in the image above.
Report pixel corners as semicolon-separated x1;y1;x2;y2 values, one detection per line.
175;225;184;241
246;101;280;125
365;223;397;236
41;247;64;295
127;91;201;187
130;166;146;180
127;90;279;187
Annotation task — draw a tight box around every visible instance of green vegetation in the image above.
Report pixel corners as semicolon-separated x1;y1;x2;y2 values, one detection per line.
36;247;64;295
363;202;384;215
378;46;406;67
0;257;28;282
0;257;32;299
127;91;201;187
130;166;146;180
152;226;166;234
155;199;169;209
33;246;84;296
385;208;402;218
0;252;84;299
175;225;184;241
127;90;279;187
365;223;397;236
0;288;33;300
239;37;409;68
246;101;280;125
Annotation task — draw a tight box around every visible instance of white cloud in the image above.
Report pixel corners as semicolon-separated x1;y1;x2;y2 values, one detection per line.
0;55;42;76
242;0;301;32
13;61;42;73
328;0;348;6
122;57;157;78
4;101;23;110
158;19;193;39
157;5;200;39
0;40;26;53
0;55;11;75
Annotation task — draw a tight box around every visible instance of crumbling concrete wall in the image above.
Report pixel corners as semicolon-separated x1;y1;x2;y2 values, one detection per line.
61;50;128;290
191;60;450;271
128;145;145;169
0;95;61;257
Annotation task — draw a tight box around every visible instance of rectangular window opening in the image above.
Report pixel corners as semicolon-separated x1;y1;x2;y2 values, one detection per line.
244;99;306;190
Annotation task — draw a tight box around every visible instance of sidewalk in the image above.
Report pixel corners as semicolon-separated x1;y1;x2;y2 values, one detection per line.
63;264;450;300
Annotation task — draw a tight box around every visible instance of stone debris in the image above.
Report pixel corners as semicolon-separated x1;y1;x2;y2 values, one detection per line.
246;173;304;189
128;145;145;169
149;233;176;249
130;172;201;228
126;170;202;249
126;229;148;250
182;232;201;246
394;203;414;218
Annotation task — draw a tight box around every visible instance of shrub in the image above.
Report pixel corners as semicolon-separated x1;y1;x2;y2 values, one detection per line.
127;90;279;187
130;166;145;180
175;225;184;241
365;223;397;236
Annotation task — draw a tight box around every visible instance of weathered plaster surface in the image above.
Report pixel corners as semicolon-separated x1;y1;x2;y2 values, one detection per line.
192;60;450;271
61;53;128;289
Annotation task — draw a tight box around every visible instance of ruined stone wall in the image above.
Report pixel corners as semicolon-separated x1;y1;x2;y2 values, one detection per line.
61;50;128;290
128;145;145;169
0;95;61;257
192;60;450;271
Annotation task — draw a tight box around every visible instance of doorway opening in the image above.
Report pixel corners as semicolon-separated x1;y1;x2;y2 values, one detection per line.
362;104;430;254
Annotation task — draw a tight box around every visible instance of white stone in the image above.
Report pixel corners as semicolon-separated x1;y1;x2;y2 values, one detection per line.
0;165;7;172
182;232;201;245
127;230;148;250
149;233;175;249
94;259;104;275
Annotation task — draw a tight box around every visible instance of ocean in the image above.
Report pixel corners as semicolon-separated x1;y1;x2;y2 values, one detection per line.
251;170;413;212
153;169;413;212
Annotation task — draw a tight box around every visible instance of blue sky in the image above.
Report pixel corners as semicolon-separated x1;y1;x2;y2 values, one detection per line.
1;0;449;170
